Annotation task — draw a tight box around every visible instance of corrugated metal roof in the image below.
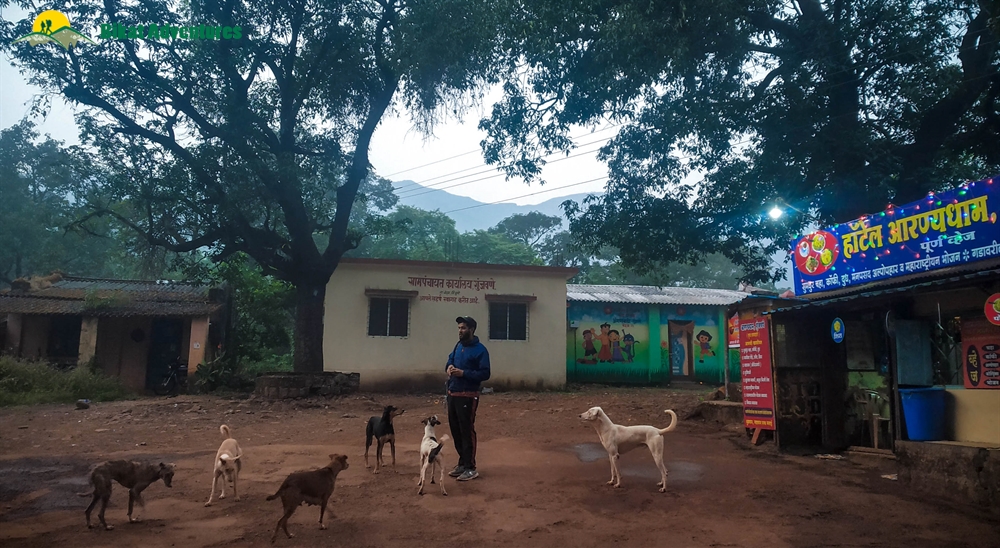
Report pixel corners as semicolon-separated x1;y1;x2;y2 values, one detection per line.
0;276;224;317
567;284;749;306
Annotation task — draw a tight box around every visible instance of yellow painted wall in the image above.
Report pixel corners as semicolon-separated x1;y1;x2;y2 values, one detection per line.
324;260;573;390
945;388;1000;445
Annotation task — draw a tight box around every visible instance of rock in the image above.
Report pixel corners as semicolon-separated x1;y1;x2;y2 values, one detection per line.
342;413;358;419
95;428;109;433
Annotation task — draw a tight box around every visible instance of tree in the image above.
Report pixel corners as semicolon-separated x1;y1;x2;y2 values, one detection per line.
0;120;121;286
351;206;462;261
489;211;562;249
1;0;508;371
482;0;1000;284
349;205;541;263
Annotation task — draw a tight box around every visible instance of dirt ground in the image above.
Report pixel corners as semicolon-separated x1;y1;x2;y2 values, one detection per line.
1;386;997;548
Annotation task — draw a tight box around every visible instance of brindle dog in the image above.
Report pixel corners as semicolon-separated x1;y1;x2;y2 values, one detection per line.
80;460;175;530
266;454;349;543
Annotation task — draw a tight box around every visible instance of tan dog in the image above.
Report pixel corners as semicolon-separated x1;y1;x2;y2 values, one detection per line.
205;424;242;506
417;415;450;496
579;407;678;492
266;454;349;543
79;460;175;530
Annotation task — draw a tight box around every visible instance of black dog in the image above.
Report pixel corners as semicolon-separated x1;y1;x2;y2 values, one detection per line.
364;405;404;473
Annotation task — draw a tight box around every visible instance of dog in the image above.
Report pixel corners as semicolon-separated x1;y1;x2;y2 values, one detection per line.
417;415;451;496
266;454;349;543
365;405;404;473
205;424;243;506
79;460;175;530
579;406;678;492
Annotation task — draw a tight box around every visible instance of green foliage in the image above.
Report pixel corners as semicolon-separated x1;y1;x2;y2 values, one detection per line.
0;0;512;372
350;206;541;264
0;356;133;406
483;0;1000;284
489;212;562;248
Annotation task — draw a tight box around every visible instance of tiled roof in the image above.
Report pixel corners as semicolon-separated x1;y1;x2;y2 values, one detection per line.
0;276;224;317
567;284;749;306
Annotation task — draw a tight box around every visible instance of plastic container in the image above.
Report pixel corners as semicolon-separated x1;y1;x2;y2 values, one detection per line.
899;386;946;441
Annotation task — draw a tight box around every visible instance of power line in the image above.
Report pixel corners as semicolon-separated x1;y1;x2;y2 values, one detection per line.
387;123;622;190
442;176;609;214
397;145;606;200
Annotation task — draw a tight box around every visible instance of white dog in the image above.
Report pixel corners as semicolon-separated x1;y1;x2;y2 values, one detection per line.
417;415;450;496
205;424;242;506
579;406;678;492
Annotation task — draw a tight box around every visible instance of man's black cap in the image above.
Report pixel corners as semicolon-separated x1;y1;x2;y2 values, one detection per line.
455;316;477;331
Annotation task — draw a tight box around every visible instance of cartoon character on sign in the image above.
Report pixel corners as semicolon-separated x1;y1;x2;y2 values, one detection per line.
696;330;715;363
622;333;639;363
578;329;597;364
609;330;625;362
596;323;613;362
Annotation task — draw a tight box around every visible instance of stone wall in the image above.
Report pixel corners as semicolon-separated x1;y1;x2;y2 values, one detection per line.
255;371;360;399
896;441;1000;517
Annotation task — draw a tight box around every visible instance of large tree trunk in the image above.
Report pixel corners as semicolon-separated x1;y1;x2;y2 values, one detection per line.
293;279;328;373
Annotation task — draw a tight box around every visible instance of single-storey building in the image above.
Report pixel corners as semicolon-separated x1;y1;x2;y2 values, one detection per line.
0;275;227;391
323;258;577;391
758;174;1000;511
566;285;749;384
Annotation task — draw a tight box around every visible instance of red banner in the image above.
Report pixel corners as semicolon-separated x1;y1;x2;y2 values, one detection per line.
728;314;740;348
962;317;1000;389
740;316;776;429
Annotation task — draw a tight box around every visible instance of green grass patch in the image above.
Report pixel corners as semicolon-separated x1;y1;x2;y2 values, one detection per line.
0;356;134;406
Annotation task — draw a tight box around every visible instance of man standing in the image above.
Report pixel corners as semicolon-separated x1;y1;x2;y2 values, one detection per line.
446;316;490;481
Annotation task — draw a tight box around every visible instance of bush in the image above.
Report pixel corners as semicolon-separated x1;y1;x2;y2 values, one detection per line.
0;356;133;406
192;352;292;393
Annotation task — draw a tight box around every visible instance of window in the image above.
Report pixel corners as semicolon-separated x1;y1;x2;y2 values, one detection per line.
368;298;409;337
489;302;527;340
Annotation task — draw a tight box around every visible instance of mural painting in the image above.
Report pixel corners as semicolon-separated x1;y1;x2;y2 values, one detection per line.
660;306;725;383
567;303;650;383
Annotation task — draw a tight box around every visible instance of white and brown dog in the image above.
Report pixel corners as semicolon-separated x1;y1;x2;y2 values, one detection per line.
417;415;450;496
579;406;678;492
205;424;243;506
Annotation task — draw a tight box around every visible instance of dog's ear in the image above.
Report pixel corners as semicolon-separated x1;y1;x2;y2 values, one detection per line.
421;418;428;425
159;462;166;469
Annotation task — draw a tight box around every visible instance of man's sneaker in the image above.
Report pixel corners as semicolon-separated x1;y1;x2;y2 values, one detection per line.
448;465;466;478
457;469;479;481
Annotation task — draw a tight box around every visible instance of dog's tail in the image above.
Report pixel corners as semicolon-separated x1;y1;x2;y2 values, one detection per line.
265;487;283;501
658;410;678;434
428;435;451;462
220;424;232;439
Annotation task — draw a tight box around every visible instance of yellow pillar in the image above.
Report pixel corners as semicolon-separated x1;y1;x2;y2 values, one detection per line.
188;316;210;372
78;316;99;365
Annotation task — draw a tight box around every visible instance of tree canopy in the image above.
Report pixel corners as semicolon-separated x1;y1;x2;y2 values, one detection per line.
482;0;1000;283
1;0;509;371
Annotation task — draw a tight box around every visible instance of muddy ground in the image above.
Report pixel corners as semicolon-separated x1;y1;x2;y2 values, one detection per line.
1;386;997;548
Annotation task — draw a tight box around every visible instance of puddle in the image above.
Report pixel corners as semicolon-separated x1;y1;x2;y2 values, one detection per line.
570;443;703;483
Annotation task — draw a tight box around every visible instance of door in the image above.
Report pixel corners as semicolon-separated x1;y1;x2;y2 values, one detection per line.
145;318;184;390
668;321;694;379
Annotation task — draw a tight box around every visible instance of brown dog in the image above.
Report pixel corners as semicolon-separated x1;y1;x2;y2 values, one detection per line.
80;460;175;530
266;454;349;543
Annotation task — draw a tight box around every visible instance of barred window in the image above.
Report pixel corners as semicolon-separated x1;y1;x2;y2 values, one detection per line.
368;298;409;337
489;302;527;341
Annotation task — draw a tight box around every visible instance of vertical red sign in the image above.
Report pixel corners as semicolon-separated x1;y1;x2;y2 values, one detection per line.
740;316;776;430
962;317;1000;389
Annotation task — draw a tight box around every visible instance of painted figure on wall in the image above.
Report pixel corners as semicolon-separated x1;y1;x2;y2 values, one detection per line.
696;330;715;363
622;333;638;363
578;329;598;364
609;330;624;362
596;323;613;362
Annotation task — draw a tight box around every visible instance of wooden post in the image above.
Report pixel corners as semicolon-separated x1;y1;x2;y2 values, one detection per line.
751;428;763;445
